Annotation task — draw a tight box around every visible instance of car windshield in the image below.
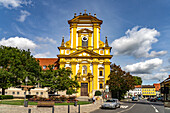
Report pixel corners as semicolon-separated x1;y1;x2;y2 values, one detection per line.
106;100;116;102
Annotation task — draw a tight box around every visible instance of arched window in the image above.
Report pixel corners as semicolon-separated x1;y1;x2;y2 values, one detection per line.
82;65;87;74
82;37;88;47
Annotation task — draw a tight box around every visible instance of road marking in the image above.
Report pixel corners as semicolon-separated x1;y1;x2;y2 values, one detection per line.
120;105;128;108
147;101;159;112
151;104;159;112
117;103;136;113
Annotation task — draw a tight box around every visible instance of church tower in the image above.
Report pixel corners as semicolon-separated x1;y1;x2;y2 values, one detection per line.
57;10;112;97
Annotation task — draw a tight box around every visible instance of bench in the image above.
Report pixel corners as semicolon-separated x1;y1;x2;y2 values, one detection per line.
37;101;55;107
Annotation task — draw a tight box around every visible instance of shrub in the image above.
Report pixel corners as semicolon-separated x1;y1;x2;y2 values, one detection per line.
26;95;36;99
60;95;67;101
0;95;13;100
95;90;102;96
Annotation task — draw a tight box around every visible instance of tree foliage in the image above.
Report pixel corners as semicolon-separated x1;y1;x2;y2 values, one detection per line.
0;46;41;95
107;64;136;100
133;76;142;85
40;66;80;95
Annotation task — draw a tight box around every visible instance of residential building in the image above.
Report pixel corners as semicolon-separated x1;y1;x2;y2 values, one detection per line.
125;85;142;98
160;75;170;108
153;83;161;97
142;85;156;98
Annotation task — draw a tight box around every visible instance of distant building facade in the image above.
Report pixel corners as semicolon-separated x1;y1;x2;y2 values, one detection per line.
126;85;142;98
142;85;156;98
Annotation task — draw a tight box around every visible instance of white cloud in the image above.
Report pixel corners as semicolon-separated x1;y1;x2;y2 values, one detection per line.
111;26;167;58
160;66;170;72
0;0;31;9
137;73;168;81
0;36;37;50
34;52;51;58
17;10;30;22
36;37;57;44
124;58;163;74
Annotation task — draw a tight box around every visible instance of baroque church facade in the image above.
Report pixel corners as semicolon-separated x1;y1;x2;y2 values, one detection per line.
57;11;112;97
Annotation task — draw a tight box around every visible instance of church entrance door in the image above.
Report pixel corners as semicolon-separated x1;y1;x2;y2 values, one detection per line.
81;83;88;96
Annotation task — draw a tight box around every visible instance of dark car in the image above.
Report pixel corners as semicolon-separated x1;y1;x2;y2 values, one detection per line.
132;97;138;101
147;98;150;101
150;98;156;102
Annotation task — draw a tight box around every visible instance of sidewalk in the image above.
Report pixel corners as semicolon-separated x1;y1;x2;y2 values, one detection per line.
0;100;102;113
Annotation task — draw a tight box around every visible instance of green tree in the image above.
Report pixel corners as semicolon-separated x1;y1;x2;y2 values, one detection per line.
0;46;41;95
133;76;142;85
40;66;80;95
107;64;136;100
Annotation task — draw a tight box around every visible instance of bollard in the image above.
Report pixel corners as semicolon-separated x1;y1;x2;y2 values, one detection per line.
78;104;80;113
68;105;70;113
52;106;54;113
28;109;31;113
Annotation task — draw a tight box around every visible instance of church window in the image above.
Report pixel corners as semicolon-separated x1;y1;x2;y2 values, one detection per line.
100;71;103;76
82;37;88;47
82;65;87;74
43;65;47;69
100;83;103;89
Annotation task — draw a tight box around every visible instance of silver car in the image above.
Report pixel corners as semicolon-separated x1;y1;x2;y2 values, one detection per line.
101;99;120;109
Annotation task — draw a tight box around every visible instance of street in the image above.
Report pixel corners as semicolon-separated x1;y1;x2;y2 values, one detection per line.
91;99;164;113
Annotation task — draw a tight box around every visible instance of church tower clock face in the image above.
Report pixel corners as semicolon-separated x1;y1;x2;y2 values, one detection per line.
57;10;112;97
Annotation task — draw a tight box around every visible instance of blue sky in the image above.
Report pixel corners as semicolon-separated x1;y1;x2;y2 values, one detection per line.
0;0;170;85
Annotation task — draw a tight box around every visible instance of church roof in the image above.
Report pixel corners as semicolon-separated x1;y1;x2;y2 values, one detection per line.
68;10;103;25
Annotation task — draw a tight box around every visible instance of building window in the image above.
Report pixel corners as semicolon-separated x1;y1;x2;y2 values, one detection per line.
43;65;47;69
24;92;26;95
5;92;7;94
29;92;31;95
0;91;1;94
13;92;15;95
100;83;103;89
36;92;39;95
100;71;103;76
82;65;87;74
41;92;43;95
17;92;19;95
82;37;88;47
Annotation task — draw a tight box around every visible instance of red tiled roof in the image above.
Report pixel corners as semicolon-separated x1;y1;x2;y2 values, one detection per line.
135;85;141;88
35;58;58;70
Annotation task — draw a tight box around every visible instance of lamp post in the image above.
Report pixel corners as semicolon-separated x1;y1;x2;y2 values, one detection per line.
24;76;28;107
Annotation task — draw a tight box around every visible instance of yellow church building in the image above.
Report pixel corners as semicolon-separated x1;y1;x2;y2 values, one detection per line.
57;10;113;97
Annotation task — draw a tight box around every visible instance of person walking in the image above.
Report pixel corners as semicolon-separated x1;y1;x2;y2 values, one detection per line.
92;96;95;104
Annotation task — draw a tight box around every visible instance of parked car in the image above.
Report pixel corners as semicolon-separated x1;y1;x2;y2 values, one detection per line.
101;99;120;109
150;98;157;102
147;97;150;101
132;97;138;101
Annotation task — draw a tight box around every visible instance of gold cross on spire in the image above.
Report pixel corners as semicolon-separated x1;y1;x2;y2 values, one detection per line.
84;9;87;14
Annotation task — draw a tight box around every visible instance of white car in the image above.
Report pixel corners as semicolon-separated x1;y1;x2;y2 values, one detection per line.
101;99;120;109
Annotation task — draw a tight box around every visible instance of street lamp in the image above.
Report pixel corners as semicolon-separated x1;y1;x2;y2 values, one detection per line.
24;76;28;107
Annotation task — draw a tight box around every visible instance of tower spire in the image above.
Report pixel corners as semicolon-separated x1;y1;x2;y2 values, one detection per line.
105;36;109;47
61;36;64;47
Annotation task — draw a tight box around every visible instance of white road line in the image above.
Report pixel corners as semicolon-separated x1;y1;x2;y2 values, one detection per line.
151;104;159;112
117;103;136;113
147;101;159;112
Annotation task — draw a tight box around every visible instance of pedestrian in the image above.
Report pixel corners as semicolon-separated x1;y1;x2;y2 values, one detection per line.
92;96;95;104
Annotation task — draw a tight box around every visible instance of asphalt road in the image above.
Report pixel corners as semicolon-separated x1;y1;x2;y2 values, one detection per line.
90;99;164;113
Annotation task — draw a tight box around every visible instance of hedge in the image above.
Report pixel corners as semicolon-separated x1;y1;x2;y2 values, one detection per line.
0;95;13;100
95;90;102;96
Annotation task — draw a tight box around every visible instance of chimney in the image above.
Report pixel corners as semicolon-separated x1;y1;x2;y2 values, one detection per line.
169;75;170;78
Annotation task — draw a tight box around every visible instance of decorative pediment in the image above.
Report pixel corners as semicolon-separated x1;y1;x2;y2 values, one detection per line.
77;28;93;33
69;49;100;57
68;14;103;24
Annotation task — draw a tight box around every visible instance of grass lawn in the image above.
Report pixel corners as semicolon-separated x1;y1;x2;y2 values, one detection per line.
0;100;91;105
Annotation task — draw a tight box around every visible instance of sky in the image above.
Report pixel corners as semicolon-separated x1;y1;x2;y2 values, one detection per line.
0;0;170;85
